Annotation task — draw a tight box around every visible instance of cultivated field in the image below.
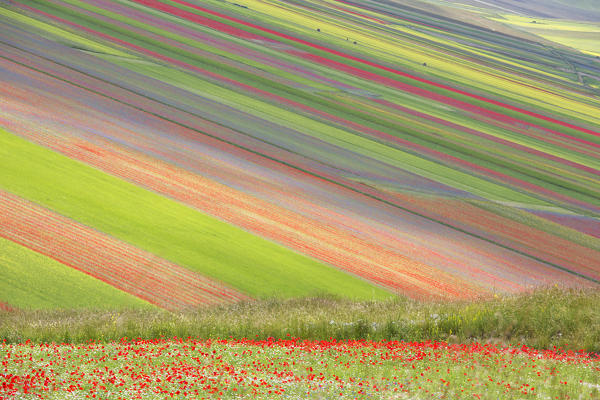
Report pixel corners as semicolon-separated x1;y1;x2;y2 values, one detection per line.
1;0;599;305
1;0;599;398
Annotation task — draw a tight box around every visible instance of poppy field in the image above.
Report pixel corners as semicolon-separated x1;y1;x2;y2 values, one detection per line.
2;286;600;399
1;337;599;399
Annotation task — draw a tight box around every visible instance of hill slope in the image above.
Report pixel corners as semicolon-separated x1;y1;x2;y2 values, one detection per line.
0;0;599;308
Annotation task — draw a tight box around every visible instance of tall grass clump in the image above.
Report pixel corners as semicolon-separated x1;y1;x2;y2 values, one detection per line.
1;287;599;352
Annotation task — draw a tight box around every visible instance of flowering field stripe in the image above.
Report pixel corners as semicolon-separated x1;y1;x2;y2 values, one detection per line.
0;190;250;310
1;338;599;399
0;129;392;301
0;237;153;311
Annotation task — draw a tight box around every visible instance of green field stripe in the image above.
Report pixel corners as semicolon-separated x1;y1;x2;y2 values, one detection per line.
0;128;393;300
0;237;154;310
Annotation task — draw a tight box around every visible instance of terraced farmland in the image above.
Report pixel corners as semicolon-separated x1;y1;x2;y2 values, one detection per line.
0;0;599;309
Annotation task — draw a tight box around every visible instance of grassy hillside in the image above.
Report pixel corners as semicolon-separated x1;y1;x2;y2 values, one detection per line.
2;288;599;353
